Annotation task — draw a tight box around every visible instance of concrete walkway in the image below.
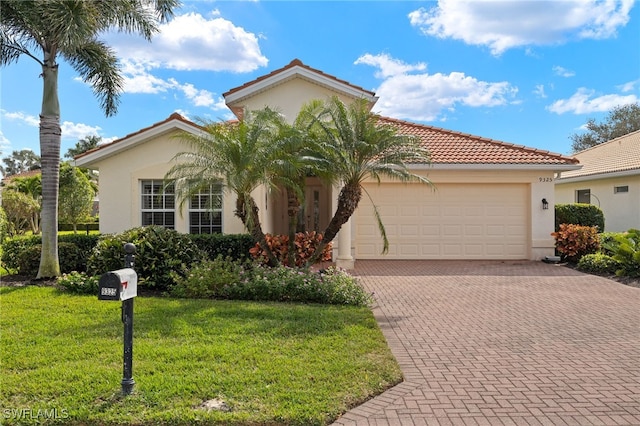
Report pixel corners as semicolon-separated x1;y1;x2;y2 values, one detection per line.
333;260;640;426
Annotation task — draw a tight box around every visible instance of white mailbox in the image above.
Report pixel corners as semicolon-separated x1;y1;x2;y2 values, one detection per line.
98;268;138;301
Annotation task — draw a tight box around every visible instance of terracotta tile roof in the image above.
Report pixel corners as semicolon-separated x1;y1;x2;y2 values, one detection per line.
1;168;42;183
223;58;376;98
380;116;578;165
74;112;202;160
557;130;640;179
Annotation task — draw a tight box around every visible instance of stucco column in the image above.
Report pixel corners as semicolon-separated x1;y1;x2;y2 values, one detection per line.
335;218;354;270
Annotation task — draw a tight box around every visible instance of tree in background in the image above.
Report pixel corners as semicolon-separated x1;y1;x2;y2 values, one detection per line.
571;103;640;153
65;135;102;159
0;149;41;177
59;163;95;233
0;0;180;278
2;190;40;235
2;173;42;234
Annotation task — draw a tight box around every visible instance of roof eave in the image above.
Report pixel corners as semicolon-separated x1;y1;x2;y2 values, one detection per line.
410;163;582;171
224;66;378;106
555;168;640;184
74;120;203;168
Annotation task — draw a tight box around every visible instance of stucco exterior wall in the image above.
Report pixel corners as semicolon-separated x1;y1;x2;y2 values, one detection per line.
555;174;640;232
94;130;245;235
237;78;358;123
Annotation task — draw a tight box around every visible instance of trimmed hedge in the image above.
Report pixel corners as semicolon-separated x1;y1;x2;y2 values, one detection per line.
187;233;254;261
1;230;253;280
86;226;206;291
1;234;100;274
555;203;605;232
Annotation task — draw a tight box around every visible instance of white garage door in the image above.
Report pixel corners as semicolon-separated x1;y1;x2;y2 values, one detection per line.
355;183;529;259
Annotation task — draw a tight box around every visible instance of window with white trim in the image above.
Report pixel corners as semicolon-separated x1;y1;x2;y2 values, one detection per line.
141;180;175;229
576;189;590;204
614;185;629;194
189;183;223;234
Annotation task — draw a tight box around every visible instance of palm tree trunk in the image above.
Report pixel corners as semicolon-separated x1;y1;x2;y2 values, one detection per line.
286;187;301;267
37;62;61;279
235;194;280;267
306;182;362;266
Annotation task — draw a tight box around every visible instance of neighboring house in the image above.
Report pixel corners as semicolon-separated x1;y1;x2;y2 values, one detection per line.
555;130;640;232
0;169;42;204
75;59;579;268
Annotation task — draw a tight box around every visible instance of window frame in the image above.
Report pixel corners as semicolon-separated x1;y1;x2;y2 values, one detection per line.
614;185;629;194
188;183;223;234
576;189;591;204
140;179;176;229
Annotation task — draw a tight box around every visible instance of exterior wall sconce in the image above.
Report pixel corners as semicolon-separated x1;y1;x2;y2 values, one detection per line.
542;198;549;210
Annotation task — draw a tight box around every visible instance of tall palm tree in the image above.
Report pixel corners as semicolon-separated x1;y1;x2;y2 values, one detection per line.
306;96;433;265
165;108;287;267
0;0;179;278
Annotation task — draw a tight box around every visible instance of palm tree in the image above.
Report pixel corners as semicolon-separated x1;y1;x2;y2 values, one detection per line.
0;0;179;278
306;97;433;265
165;108;287;267
270;100;331;266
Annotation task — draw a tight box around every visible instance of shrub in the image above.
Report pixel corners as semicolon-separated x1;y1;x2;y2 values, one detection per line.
57;271;99;295
1;235;41;272
249;232;332;266
598;232;621;256
170;256;246;298
231;264;370;306
577;253;621;275
59;234;101;272
16;242;82;276
603;229;640;277
551;223;600;263
1;234;100;274
555;203;605;232
187;233;254;261
87;226;206;291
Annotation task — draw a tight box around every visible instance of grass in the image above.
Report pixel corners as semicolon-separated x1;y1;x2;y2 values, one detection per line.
0;286;402;425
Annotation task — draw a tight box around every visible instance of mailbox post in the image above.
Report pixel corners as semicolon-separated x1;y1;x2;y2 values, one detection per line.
98;243;137;396
122;243;136;395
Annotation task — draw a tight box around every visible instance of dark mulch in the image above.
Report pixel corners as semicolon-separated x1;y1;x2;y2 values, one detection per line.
0;274;57;287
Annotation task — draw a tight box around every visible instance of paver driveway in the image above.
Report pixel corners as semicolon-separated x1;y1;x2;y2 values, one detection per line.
333;260;640;426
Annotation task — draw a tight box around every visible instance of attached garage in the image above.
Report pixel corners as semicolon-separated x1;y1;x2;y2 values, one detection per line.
356;182;529;260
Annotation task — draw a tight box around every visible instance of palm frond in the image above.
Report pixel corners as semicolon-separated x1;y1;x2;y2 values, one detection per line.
62;40;123;116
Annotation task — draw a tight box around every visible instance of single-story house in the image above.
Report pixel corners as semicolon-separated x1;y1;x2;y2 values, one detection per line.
75;59;579;268
555;130;640;232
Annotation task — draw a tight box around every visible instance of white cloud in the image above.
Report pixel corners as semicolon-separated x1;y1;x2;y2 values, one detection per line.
547;87;639;114
109;11;268;72
0;131;10;151
357;53;518;122
409;0;634;55
354;54;427;78
117;60;228;111
3;110;39;127
60;122;102;140
553;66;576;78
618;79;639;92
534;84;547;98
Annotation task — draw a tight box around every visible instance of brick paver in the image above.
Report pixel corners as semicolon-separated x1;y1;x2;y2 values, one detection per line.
332;260;640;426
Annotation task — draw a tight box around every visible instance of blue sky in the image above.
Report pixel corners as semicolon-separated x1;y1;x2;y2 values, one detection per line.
1;0;638;162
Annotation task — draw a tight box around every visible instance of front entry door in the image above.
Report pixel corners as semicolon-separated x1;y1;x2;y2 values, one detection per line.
299;180;330;233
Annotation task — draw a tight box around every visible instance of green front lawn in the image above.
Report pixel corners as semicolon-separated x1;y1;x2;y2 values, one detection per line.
1;286;401;425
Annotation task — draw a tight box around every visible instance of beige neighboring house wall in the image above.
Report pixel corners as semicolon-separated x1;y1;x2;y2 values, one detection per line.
76;58;579;266
555;130;640;232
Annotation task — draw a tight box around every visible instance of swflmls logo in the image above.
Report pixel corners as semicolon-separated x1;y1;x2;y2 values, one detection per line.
2;408;69;420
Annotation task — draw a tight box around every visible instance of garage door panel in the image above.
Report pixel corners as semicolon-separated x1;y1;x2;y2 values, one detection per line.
356;183;529;259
